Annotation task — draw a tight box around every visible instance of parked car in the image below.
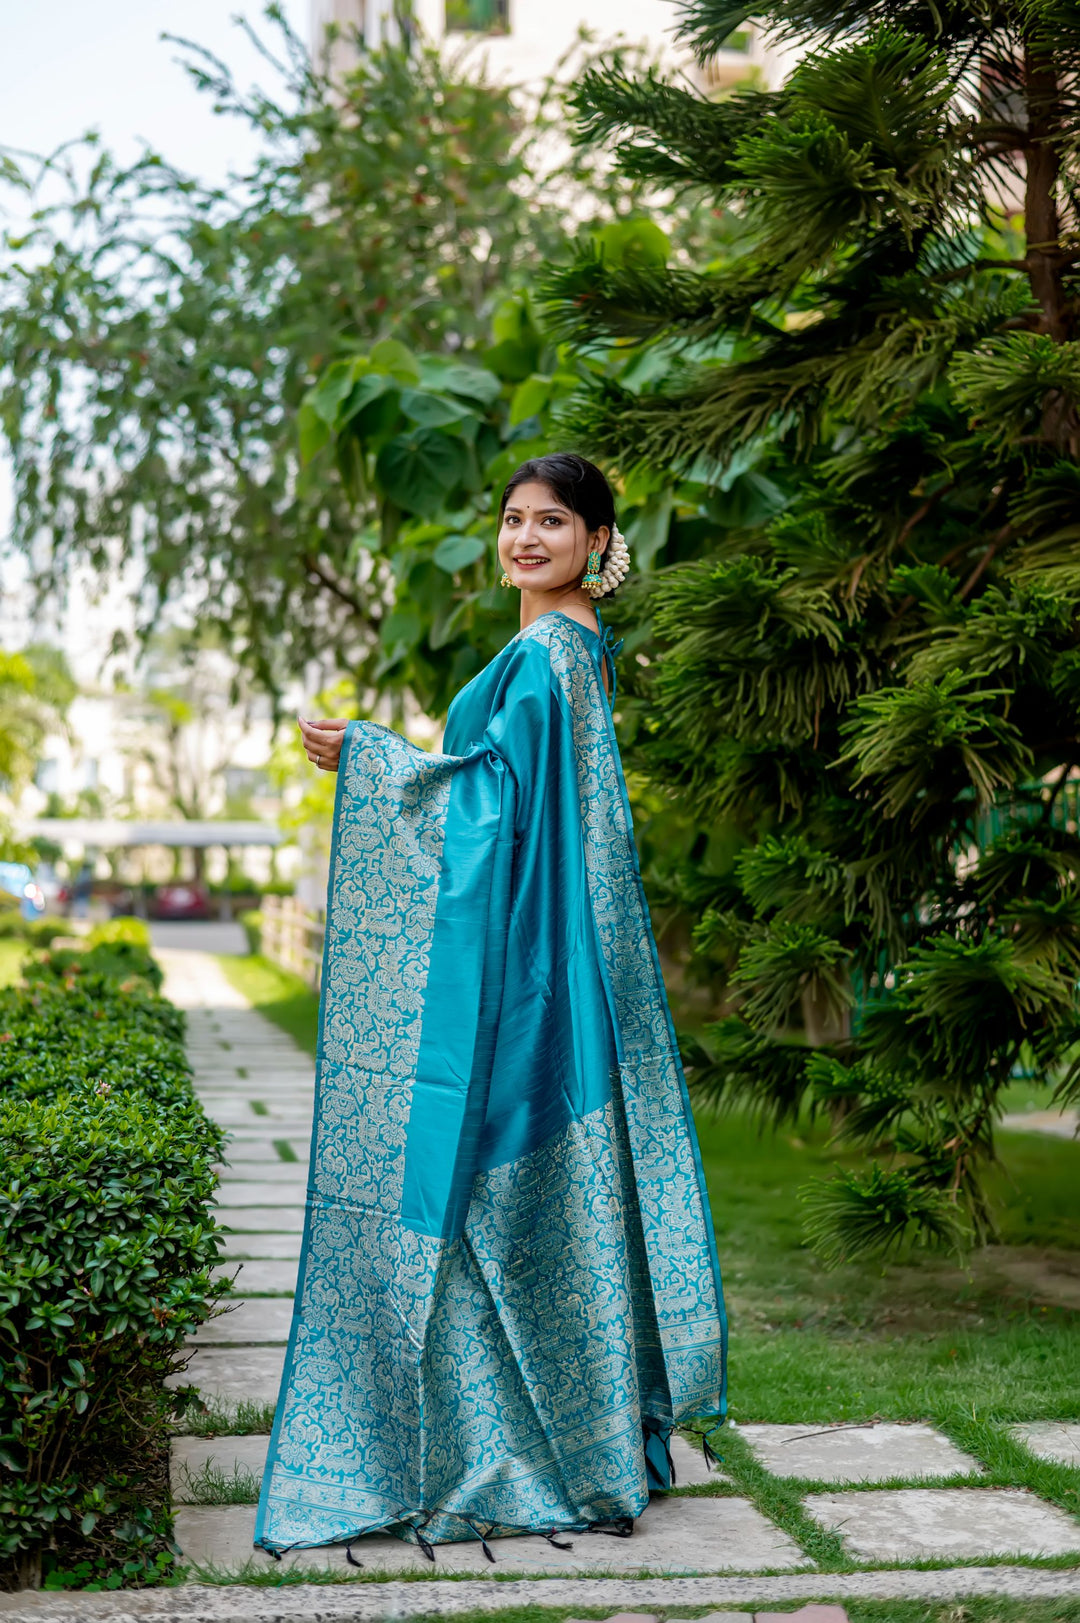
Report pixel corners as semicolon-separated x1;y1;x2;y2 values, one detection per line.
1;862;71;919
151;882;211;921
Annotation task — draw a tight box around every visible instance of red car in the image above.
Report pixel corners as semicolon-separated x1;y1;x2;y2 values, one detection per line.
151;882;211;920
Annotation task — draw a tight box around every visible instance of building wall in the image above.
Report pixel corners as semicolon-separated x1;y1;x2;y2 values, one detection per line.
310;0;795;90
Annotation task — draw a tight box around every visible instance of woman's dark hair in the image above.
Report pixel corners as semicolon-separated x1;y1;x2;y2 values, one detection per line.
498;453;616;541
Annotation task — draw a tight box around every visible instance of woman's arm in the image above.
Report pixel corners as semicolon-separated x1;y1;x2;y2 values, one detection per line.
298;716;348;772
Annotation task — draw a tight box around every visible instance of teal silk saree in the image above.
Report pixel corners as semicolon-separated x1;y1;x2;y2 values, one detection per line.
254;610;726;1556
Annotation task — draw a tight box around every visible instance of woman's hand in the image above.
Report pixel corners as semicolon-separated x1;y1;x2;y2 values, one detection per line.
299;716;348;773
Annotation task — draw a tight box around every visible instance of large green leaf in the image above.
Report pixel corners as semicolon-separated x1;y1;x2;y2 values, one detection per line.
306;359;362;425
417;356;502;407
297;401;330;465
336;372;393;429
369;339;421;383
433;533;488;572
626;490;674;570
400;389;477;428
509;373;552;426
375;430;472;517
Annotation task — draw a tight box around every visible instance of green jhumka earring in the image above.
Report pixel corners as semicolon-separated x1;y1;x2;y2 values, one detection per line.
581;549;603;589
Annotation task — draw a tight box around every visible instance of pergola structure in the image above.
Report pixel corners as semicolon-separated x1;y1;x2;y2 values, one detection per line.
21;819;287;919
23;819;285;851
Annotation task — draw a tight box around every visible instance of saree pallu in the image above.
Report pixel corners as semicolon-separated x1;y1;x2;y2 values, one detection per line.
254;611;726;1554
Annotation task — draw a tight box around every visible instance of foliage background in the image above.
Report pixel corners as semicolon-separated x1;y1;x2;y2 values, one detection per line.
542;0;1080;1261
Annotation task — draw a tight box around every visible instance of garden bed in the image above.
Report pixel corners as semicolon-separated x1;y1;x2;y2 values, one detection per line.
0;924;226;1590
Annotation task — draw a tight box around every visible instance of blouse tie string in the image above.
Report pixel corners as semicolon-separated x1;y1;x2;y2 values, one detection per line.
594;603;624;704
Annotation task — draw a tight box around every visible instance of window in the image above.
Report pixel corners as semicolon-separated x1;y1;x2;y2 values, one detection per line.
445;0;508;34
225;767;272;805
35;758;60;794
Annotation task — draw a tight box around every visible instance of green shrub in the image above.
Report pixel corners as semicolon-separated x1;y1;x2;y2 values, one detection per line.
0;916;69;949
86;918;151;951
30;940;164;994
239;909;262;956
0;954;226;1588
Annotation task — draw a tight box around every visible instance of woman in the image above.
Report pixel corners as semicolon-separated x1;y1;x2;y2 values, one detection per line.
254;454;726;1561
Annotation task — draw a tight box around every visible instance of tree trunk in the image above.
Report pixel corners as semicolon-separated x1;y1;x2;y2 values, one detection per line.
1023;46;1068;343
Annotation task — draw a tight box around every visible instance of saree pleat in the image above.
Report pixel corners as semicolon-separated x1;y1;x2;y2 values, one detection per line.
254;613;726;1554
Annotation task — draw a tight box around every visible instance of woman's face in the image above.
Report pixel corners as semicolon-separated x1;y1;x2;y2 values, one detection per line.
497;481;608;595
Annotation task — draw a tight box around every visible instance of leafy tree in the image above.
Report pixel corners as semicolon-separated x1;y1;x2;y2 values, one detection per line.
0;13;593;705
546;0;1080;1260
0;646;75;791
298;216;767;717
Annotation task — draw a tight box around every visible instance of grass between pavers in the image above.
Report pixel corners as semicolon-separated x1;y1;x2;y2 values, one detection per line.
175;1462;262;1506
0;936;27;986
217;953;321;1053
178;1399;278;1438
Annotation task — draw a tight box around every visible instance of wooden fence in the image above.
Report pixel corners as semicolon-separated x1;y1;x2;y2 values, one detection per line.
259;894;326;992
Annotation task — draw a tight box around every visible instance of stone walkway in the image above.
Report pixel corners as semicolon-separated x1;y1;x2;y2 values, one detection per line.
151;942;1080;1613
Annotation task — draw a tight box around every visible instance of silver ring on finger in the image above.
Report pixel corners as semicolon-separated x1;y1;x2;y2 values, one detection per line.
317;754;324;768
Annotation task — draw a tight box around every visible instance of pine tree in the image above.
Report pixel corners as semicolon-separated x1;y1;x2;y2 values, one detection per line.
543;1;1080;1261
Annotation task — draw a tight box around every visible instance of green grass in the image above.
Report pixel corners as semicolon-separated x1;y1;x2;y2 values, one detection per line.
174;1460;261;1506
217;953;320;1053
0;937;27;987
175;1399;277;1438
698;1107;1080;1428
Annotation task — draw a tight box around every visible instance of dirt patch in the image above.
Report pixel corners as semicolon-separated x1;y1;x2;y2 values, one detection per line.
979;1245;1080;1311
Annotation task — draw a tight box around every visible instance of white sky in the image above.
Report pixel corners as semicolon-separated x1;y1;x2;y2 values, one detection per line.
0;0;308;187
0;0;309;681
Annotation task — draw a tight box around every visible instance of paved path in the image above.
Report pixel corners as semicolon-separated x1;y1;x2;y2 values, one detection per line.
157;945;1080;1600
158;945;309;1426
1002;1106;1079;1138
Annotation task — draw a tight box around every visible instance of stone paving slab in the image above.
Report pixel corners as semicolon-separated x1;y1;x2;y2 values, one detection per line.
1011;1420;1080;1464
213;1181;308;1207
199;1100;314;1128
216;1140;309;1165
214;1258;299;1295
152;922;251;956
218;1166;309;1186
736;1422;978;1482
1001;1107;1079;1138
218;1231;302;1259
197;1085;313;1101
196;1079;310;1093
755;1611;846;1623
219;1124;312;1141
217;1207;306;1232
174;1495;808;1575
187;1298;293;1345
804;1486;1080;1560
192;1067;315;1080
6;1570;1080;1623
669;1434;728;1487
167;1345;285;1405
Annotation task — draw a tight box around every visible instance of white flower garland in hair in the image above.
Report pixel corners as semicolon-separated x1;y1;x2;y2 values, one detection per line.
586;523;631;599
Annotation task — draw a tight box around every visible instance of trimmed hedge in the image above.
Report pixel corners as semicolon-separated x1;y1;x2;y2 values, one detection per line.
0;942;226;1589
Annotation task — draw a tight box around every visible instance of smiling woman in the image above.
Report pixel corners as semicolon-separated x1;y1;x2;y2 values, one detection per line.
266;454;726;1563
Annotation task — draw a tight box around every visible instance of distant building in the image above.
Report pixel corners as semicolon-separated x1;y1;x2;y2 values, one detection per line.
310;0;794;91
